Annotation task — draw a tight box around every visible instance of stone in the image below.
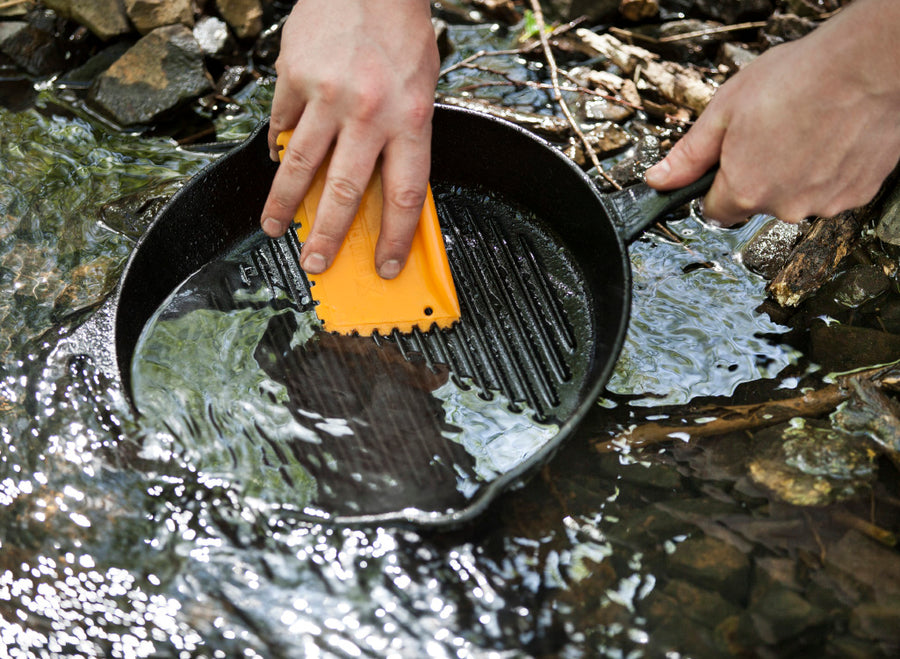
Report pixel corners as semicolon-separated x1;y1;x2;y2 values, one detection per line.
694;0;773;23
543;0;620;22
809;323;900;373
717;42;758;72
747;586;828;645
0;11;67;77
124;0;193;35
215;0;263;40
42;0;131;41
193;16;232;57
667;535;751;600
875;181;900;247
88;24;213;126
738;217;804;280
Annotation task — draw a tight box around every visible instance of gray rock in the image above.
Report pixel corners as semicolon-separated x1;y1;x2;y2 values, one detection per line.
124;0;193;35
88;24;212;126
739;218;803;280
42;0;132;41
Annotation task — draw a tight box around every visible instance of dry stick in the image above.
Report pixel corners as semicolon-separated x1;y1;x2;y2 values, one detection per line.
528;0;620;189
0;0;30;9
657;21;768;43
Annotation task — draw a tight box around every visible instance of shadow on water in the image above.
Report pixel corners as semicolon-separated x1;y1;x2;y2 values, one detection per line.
2;45;898;659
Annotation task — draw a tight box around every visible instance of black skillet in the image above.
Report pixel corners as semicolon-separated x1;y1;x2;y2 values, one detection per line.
98;104;713;528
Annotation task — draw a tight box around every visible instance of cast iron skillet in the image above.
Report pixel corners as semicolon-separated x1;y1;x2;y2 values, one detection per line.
98;104;713;528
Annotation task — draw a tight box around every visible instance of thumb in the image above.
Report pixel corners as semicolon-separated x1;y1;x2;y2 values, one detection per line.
645;112;725;190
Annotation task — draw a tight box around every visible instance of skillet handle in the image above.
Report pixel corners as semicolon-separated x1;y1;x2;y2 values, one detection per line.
599;168;718;243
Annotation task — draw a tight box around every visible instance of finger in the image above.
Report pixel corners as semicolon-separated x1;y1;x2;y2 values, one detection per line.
701;169;754;226
645;107;727;191
374;133;432;279
267;75;305;162
260;106;336;238
299;131;383;275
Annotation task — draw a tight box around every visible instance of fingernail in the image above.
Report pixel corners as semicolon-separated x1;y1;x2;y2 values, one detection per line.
263;217;284;236
378;259;401;280
644;160;670;186
302;252;327;274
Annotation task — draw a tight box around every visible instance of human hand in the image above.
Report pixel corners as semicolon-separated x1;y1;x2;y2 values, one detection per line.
645;0;900;226
261;0;439;279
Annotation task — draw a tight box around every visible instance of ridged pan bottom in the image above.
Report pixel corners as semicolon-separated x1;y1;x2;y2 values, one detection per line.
131;183;597;525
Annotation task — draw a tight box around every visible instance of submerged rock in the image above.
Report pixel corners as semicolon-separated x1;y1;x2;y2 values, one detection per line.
748;421;877;506
88;24;212;126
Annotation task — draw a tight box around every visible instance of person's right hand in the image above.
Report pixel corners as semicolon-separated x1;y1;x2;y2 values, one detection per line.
645;0;900;226
261;0;440;280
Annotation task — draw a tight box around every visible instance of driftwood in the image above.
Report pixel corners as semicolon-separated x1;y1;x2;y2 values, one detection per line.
593;362;900;453
767;208;865;308
574;29;716;115
592;384;848;453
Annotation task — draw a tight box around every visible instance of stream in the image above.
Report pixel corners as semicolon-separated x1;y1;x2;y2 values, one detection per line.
2;23;886;659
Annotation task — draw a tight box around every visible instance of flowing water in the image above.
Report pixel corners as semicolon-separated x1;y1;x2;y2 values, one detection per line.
3;39;872;659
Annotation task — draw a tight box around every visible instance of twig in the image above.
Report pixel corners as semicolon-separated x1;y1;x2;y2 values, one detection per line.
657;21;768;43
0;0;31;9
593;383;848;453
527;0;619;189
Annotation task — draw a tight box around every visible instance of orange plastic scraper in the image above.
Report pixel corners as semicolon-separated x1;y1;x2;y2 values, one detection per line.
277;131;460;336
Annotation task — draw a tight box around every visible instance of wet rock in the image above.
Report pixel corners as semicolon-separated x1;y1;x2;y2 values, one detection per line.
748;421;877;506
739;217;804;280
54;256;119;313
471;0;521;24
643;578;741;628
832;264;892;309
763;12;819;45
544;0;620;22
99;178;182;239
215;0;263;40
88;24;213;126
124;0;193;35
783;0;841;19
570;67;641;122
875;180;900;247
0;13;67;77
56;40;132;90
657;19;727;63
810;323;900;373
850;599;900;644
717;42;758;73
825;530;900;600
42;0;131;41
597;136;661;190
564;121;632;165
833;376;900;469
694;0;773;23
620;0;659;22
747;585;829;645
667;535;751;599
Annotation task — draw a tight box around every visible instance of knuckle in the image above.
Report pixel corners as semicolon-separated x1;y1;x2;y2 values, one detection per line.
325;176;364;207
386;185;427;214
280;148;318;178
